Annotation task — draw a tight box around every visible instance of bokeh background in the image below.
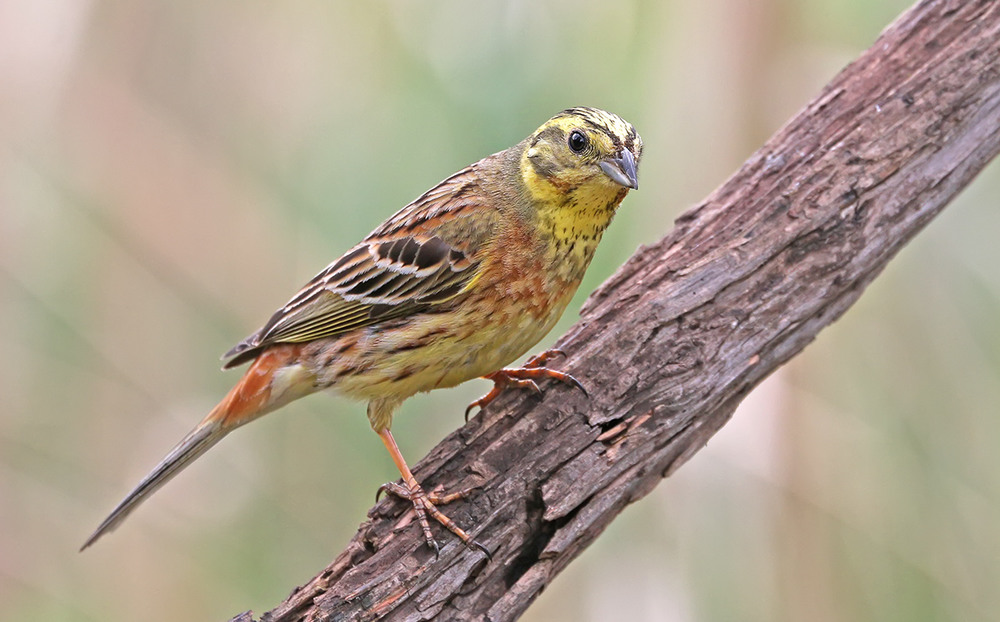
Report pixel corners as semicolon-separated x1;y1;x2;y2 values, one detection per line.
3;0;998;620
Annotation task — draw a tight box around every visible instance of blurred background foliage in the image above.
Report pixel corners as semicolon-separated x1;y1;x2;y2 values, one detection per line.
2;0;998;620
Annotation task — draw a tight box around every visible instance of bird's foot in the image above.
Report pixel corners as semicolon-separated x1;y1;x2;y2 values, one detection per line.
464;349;587;420
377;480;489;557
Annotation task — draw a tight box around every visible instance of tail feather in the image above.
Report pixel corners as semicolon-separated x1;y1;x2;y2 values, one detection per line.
80;420;227;551
80;347;309;551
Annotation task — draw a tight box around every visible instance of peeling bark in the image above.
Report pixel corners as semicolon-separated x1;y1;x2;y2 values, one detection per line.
231;2;1000;620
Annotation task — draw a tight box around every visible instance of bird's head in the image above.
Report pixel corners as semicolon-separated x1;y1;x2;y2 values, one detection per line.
519;107;642;209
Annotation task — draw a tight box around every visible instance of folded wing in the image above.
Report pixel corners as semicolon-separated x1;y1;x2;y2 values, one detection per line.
223;166;493;368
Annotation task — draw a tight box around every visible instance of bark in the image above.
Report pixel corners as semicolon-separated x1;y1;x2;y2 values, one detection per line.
232;2;1000;620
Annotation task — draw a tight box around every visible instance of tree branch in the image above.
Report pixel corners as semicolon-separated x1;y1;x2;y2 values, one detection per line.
232;2;1000;620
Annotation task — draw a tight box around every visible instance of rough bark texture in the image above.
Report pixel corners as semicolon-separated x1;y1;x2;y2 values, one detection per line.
232;2;1000;620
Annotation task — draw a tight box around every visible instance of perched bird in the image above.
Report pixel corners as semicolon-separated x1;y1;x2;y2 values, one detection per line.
82;106;642;553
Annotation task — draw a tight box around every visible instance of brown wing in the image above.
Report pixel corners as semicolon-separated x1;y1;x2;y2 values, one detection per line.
222;165;497;368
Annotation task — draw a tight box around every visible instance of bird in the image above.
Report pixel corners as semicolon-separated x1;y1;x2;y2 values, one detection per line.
82;106;642;554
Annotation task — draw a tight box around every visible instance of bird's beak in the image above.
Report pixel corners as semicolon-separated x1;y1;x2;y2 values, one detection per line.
599;148;639;189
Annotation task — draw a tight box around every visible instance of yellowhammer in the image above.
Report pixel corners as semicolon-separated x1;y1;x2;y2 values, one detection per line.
83;106;642;554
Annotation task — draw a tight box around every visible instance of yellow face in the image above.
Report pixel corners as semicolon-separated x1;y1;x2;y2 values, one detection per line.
520;107;643;208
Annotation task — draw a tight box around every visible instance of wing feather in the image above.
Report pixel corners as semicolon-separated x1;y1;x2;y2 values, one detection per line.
222;165;497;368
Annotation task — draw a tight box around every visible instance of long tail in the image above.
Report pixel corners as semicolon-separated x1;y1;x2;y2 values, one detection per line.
81;346;312;551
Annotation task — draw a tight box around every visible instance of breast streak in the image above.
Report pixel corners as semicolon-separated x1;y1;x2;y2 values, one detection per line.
437;218;583;382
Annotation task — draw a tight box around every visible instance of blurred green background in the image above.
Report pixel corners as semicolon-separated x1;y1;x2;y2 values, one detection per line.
2;0;998;620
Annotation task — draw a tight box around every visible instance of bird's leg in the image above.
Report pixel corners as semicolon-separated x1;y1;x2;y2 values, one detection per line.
375;428;488;556
464;348;588;420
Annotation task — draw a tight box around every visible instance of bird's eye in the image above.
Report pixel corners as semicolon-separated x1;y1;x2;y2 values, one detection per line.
567;130;589;153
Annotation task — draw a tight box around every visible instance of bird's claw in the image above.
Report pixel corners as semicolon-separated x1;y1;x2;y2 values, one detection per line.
377;480;486;556
464;349;587;419
524;348;566;368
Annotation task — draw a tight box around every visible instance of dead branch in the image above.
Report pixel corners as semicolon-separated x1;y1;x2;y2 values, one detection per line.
231;2;1000;620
